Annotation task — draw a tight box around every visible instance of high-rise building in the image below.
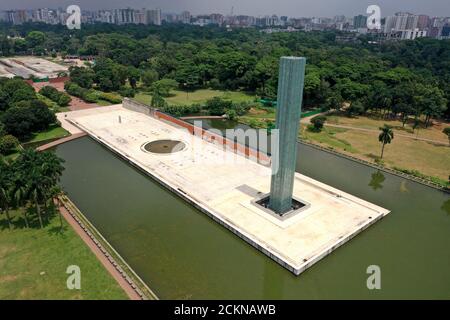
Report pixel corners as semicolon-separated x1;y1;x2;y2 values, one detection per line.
180;11;191;24
7;10;28;25
441;24;450;38
115;8;136;24
353;15;367;29
146;9;161;26
406;15;419;30
417;15;430;30
135;9;146;24
210;13;224;26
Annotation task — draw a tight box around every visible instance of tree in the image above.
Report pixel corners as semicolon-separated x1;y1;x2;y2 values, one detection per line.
205;97;232;116
151;79;179;97
151;92;167;109
127;67;141;90
310;115;327;132
1;107;35;140
68;66;95;89
378;124;394;159
10;149;65;229
48;185;64;229
25;31;46;50
142;70;159;87
0;159;13;229
443;127;450;146
0;135;19;155
253;56;277;97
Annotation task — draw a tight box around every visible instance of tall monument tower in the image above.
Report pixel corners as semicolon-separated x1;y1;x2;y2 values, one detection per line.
269;57;306;214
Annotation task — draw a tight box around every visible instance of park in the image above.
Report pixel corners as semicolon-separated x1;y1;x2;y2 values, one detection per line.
0;22;449;300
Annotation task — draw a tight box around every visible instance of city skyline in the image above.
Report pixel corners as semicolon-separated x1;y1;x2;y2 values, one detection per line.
0;0;449;17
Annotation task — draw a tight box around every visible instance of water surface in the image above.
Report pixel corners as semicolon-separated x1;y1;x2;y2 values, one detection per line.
56;134;450;299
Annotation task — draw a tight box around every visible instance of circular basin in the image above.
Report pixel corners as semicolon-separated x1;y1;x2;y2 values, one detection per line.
143;140;186;154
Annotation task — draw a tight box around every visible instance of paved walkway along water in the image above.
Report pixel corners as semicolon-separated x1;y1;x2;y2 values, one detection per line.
36;132;87;151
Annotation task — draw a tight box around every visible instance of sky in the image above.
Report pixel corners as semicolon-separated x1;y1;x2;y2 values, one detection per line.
0;0;449;17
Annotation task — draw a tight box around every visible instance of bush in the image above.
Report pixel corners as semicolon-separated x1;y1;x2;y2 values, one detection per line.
204;97;233;116
161;104;201;117
65;81;88;98
99;92;122;104
84;89;100;103
1;100;56;140
0;134;19;154
310;115;327;132
118;87;135;98
40;85;72;107
58;93;72;107
226;109;237;120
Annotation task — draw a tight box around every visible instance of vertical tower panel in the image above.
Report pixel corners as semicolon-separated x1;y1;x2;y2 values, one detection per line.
269;57;306;214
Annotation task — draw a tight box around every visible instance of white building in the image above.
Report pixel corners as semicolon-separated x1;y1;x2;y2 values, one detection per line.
180;11;191;24
401;28;427;40
146;9;161;25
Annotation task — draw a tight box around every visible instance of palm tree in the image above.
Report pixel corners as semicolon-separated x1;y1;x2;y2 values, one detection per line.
378;124;394;159
27;169;46;229
47;185;64;228
13;181;29;228
0;159;13;230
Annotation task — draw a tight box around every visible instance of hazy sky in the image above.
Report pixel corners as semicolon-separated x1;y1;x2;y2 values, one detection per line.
0;0;449;17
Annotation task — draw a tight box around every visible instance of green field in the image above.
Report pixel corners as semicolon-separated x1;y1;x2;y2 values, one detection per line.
27;125;70;143
300;114;450;183
135;89;255;106
0;210;128;300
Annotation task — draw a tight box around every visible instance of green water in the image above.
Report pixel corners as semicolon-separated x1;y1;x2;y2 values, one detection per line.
56;136;450;299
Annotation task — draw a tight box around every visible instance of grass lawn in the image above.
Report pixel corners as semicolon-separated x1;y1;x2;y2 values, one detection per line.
326;112;450;144
97;99;115;106
27;125;70;143
300;115;450;181
135;89;255;106
300;126;358;153
0;210;128;300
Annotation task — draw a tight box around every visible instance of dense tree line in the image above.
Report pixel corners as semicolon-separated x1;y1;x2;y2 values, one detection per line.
0;22;448;122
0;78;56;145
0;149;64;229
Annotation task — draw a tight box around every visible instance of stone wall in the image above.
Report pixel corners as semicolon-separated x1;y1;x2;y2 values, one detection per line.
122;98;156;117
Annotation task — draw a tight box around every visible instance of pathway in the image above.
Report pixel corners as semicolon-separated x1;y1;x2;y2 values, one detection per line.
36;132;87;151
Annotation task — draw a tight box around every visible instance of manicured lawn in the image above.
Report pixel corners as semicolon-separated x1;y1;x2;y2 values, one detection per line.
28;125;70;143
0;210;128;300
135;89;255;106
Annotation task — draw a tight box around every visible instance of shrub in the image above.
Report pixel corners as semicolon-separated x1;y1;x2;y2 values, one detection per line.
204;97;232;116
1;100;56;140
84;89;100;103
310;115;327;132
99;92;122;104
40;85;72;107
58;93;72;107
0;134;19;154
118;87;135;98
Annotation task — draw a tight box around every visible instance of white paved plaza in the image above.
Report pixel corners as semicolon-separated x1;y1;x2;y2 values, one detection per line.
66;105;390;275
